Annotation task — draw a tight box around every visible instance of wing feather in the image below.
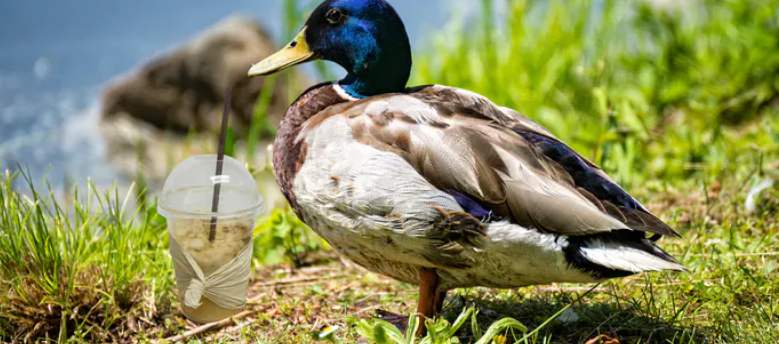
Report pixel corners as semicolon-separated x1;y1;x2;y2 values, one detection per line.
302;85;679;238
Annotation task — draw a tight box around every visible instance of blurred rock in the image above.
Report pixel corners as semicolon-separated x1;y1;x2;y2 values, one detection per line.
99;15;303;187
101;15;291;134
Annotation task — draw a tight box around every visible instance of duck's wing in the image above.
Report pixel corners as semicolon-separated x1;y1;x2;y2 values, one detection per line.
305;85;680;239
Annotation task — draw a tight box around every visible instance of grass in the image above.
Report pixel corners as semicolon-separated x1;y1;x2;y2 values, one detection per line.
414;0;779;186
2;0;779;342
0;170;174;342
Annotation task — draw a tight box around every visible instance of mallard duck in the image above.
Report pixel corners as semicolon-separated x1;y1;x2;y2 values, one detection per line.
248;0;685;324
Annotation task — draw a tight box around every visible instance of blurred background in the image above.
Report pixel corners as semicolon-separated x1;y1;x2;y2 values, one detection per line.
2;0;777;196
0;0;458;191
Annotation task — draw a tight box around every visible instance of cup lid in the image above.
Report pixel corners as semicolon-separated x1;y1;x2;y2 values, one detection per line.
158;155;264;220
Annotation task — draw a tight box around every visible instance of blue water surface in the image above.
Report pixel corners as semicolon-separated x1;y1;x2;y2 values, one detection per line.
0;0;461;187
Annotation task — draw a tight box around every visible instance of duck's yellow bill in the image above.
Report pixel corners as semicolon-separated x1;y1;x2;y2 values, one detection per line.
248;28;315;77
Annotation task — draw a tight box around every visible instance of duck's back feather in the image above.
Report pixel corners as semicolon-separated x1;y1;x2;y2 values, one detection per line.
301;85;679;238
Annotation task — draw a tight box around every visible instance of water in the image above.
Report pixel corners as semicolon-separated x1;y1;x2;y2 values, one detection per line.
0;0;462;188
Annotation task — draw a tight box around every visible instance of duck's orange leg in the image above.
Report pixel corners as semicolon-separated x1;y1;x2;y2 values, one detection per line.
433;288;448;314
417;267;441;336
376;268;446;336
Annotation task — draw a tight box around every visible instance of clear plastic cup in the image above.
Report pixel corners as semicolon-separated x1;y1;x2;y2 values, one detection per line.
158;155;264;323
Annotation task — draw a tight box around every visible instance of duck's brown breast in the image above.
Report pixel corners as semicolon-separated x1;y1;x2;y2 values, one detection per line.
273;83;350;208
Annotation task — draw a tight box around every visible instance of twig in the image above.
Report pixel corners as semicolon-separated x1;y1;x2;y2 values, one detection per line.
354;305;382;316
267;280;347;290
162;307;278;343
353;291;415;306
216;319;256;340
162;293;268;343
253;274;346;287
331;282;362;295
271;265;341;275
247;292;269;303
340;256;357;269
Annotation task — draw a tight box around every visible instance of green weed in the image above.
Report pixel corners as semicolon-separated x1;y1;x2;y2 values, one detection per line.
354;308;527;344
253;207;330;268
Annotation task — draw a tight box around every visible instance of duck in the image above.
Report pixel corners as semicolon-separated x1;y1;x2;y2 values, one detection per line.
247;0;686;327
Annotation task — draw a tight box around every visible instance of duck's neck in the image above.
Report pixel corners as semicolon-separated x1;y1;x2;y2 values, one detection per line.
338;65;410;98
337;40;413;98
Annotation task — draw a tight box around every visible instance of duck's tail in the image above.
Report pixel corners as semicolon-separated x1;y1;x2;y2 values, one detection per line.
563;230;687;280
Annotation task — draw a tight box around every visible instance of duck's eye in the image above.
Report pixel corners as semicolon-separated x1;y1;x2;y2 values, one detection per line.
326;8;345;24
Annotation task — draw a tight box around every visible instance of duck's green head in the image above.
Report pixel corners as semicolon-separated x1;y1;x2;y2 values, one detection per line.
248;0;412;98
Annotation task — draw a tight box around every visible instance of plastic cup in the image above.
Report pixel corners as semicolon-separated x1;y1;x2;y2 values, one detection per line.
158;155;264;323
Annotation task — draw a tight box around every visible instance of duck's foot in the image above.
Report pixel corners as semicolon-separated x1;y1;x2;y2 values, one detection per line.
355;311;409;344
376;309;409;333
368;270;449;338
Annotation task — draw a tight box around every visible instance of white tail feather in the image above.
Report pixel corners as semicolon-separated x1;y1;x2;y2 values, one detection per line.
579;239;686;272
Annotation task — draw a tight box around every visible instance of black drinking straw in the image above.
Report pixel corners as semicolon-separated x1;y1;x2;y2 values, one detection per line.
209;87;233;243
